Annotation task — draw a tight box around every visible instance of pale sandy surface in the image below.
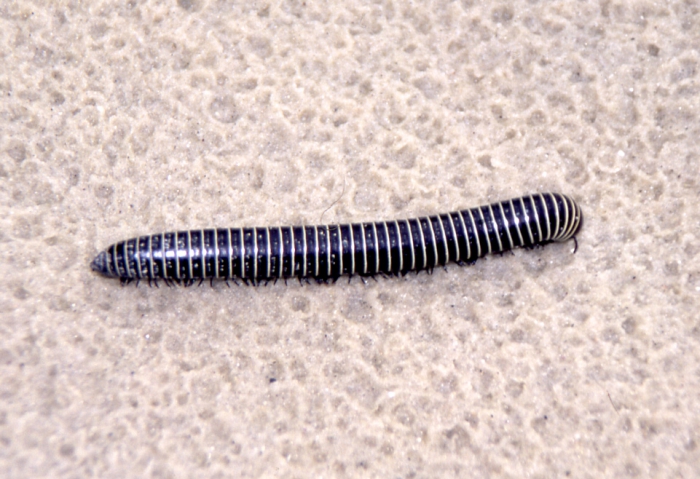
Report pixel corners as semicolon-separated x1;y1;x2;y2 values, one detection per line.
1;1;699;478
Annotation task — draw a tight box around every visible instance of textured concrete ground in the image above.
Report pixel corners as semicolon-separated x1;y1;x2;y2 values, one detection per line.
1;1;699;477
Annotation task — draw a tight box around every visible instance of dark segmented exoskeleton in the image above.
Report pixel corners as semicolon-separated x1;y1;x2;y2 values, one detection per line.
91;193;582;285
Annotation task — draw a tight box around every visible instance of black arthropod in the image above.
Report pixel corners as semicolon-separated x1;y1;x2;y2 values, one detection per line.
91;193;582;285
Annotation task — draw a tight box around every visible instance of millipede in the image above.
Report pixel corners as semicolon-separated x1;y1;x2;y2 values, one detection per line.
91;192;582;286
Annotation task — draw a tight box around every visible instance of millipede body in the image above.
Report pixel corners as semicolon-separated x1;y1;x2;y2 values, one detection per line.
91;193;582;284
